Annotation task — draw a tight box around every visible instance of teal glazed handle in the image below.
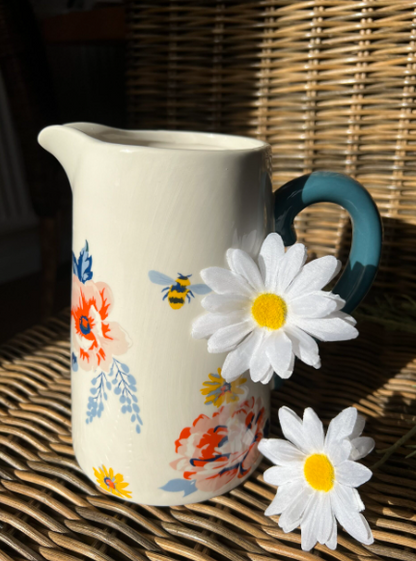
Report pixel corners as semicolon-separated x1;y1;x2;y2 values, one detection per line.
274;171;382;313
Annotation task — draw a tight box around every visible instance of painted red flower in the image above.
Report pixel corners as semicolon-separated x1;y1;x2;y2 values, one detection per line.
71;275;129;372
170;396;268;493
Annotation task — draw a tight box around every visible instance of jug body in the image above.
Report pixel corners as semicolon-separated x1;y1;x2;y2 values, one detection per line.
42;125;273;505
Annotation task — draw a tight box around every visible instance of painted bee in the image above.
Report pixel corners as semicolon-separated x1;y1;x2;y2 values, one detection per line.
149;271;211;310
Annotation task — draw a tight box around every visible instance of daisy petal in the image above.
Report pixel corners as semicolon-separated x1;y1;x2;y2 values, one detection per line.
258;233;285;290
262;365;275;384
293;313;358;342
350;414;366;439
326;516;338;550
192;311;246;339
325;407;358;453
201;293;248;313
258;438;305;465
279;407;311;454
316;493;334;545
334;484;365;512
221;330;263;381
331;486;374;545
263;465;303;486
289;292;342;319
303;408;325;451
300;494;320;551
284;324;321;368
266;331;294;379
226;248;237;271
336;461;372;487
201;267;253;297
287;255;342;297
279;486;313;533
208;320;254;353
265;479;304;516
328;438;352;467
350;437;375;461
276;243;308;293
227;249;264;292
249;337;273;383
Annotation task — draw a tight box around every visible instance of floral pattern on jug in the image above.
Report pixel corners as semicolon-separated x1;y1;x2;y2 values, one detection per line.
201;368;247;407
93;465;132;499
71;241;143;434
161;393;269;497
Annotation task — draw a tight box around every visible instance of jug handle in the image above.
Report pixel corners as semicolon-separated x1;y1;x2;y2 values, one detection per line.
274;171;382;314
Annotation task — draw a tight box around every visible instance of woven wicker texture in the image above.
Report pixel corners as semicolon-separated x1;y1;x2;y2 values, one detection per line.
126;0;416;300
0;311;414;561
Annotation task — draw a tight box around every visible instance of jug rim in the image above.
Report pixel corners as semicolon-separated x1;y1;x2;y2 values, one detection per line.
60;122;270;153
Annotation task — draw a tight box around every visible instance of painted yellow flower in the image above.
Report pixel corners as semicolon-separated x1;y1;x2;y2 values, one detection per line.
201;368;247;407
93;465;132;499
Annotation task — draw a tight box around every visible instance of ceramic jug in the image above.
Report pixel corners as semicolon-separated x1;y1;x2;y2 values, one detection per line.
38;123;382;506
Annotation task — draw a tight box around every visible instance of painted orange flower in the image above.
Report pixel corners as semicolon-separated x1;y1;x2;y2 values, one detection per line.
201;368;247;407
93;465;132;499
71;276;129;372
168;396;268;493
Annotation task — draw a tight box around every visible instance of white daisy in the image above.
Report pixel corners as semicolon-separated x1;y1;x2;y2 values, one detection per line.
259;406;375;551
192;233;358;384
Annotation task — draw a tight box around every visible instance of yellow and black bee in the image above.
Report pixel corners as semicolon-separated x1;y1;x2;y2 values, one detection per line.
148;271;211;310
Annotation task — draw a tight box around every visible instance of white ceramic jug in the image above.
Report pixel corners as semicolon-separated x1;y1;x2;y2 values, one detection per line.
38;124;272;505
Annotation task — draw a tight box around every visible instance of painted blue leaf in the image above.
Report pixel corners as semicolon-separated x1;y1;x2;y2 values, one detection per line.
112;378;117;385
99;403;104;412
133;403;140;413
126;405;132;413
160;478;197;497
131;414;135;422
126;398;131;406
137;416;143;425
97;410;102;418
121;405;127;414
86;419;89;424
90;387;97;395
104;393;107;401
120;395;126;404
120;363;129;373
114;387;121;395
106;382;111;390
127;375;136;385
130;386;137;393
136;424;141;434
132;395;138;403
91;377;97;385
75;241;93;283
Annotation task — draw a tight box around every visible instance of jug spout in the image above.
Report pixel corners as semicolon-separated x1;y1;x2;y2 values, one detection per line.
38;124;87;187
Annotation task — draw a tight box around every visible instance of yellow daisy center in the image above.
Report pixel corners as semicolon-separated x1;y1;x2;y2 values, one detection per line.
303;453;335;492
251;293;287;330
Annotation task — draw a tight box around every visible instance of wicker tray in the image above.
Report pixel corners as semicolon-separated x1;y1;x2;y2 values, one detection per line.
0;310;414;561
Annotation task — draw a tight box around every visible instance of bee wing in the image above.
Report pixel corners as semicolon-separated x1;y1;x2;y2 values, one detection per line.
148;271;175;285
190;283;212;295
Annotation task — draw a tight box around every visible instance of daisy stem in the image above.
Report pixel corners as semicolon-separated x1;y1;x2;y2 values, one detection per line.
371;422;416;470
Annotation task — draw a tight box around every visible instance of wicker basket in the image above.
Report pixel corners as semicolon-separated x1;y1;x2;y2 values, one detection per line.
126;0;416;302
